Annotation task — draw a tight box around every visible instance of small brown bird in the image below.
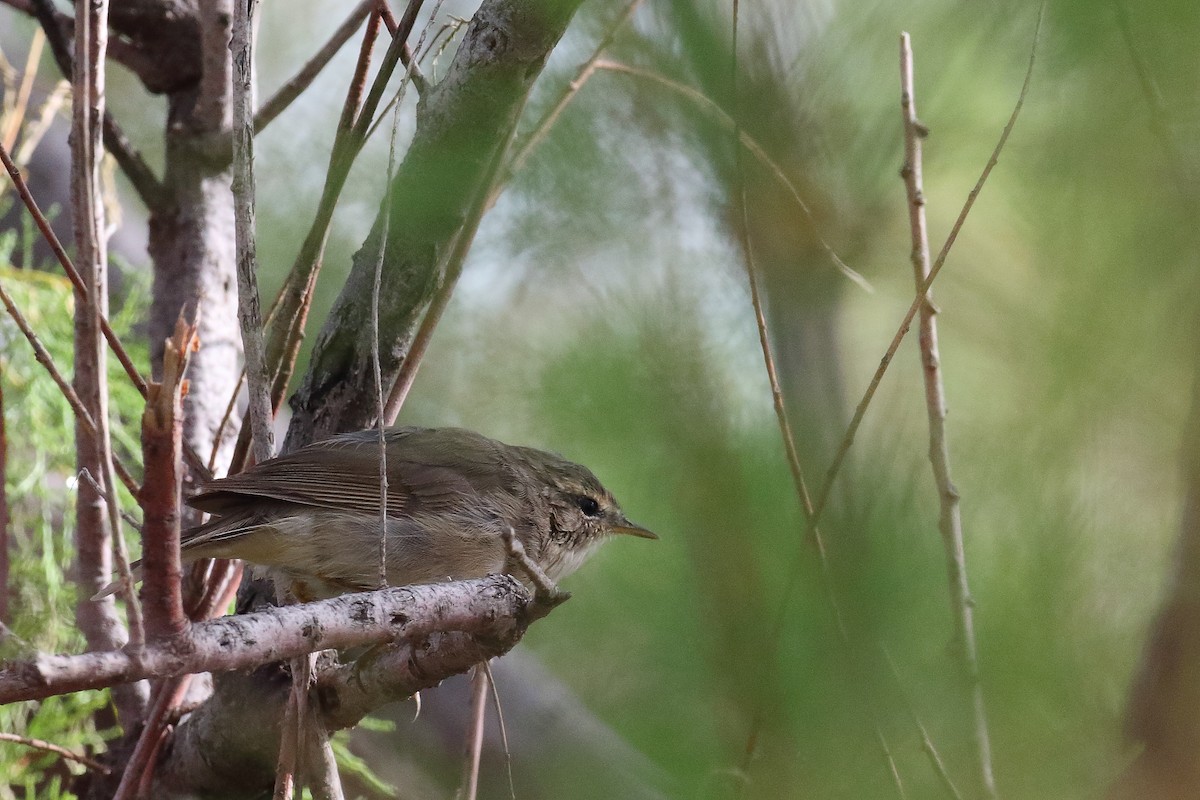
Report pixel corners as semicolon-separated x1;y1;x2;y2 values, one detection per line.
178;426;655;601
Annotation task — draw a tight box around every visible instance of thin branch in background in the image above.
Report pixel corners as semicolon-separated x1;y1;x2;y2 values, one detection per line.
900;31;997;800
589;60;870;293
481;660;517;800
254;0;375;134
371;52;408;590
0;731;112;775
13;78;69;167
27;0;166;210
382;0;641;419
726;7;901;794
875;729;908;800
0;141;148;397
188;559;243;621
231;0;274;465
375;0;429;95
806;3;1044;537
111;675;194;800
0;27;43;151
69;0;146;724
459;663;489;800
881;646;964;800
503;0;643;183
77;468;142;531
0;375;7;628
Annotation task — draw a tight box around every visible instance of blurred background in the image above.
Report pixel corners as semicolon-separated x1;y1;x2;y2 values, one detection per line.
2;0;1198;797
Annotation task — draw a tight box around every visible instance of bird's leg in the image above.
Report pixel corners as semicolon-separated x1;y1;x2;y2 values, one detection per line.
500;526;570;609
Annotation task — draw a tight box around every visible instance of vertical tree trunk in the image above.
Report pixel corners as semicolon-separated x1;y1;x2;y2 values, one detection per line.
147;1;240;478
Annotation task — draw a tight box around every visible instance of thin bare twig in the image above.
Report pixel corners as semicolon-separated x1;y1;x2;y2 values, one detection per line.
254;0;375;134
231;0;274;465
0;376;7;627
0;272;140;495
726;8;899;793
372;49;408;590
875;729;908;800
882;646;964;800
0;28;43;151
27;0;165;210
376;0;428;95
503;0;643;182
900;31;997;800
481;660;517;800
806;4;1045;536
459;663;488;800
0;731;111;775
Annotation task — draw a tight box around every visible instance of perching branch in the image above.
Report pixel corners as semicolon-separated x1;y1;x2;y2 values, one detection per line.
899;31;997;800
0;575;533;705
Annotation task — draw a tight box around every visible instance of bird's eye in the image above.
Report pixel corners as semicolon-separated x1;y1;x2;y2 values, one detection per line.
577;495;602;517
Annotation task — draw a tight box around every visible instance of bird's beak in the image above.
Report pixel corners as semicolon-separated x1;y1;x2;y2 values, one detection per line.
612;518;658;540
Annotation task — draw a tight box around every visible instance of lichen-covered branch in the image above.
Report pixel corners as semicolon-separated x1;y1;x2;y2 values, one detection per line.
0;575;531;704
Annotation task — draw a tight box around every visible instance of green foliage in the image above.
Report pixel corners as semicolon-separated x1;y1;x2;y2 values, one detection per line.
0;259;149;798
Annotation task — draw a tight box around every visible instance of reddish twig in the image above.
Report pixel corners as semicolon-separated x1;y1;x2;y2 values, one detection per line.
0;731;111;775
139;317;196;641
111;674;193;800
0;139;212;482
376;0;428;94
